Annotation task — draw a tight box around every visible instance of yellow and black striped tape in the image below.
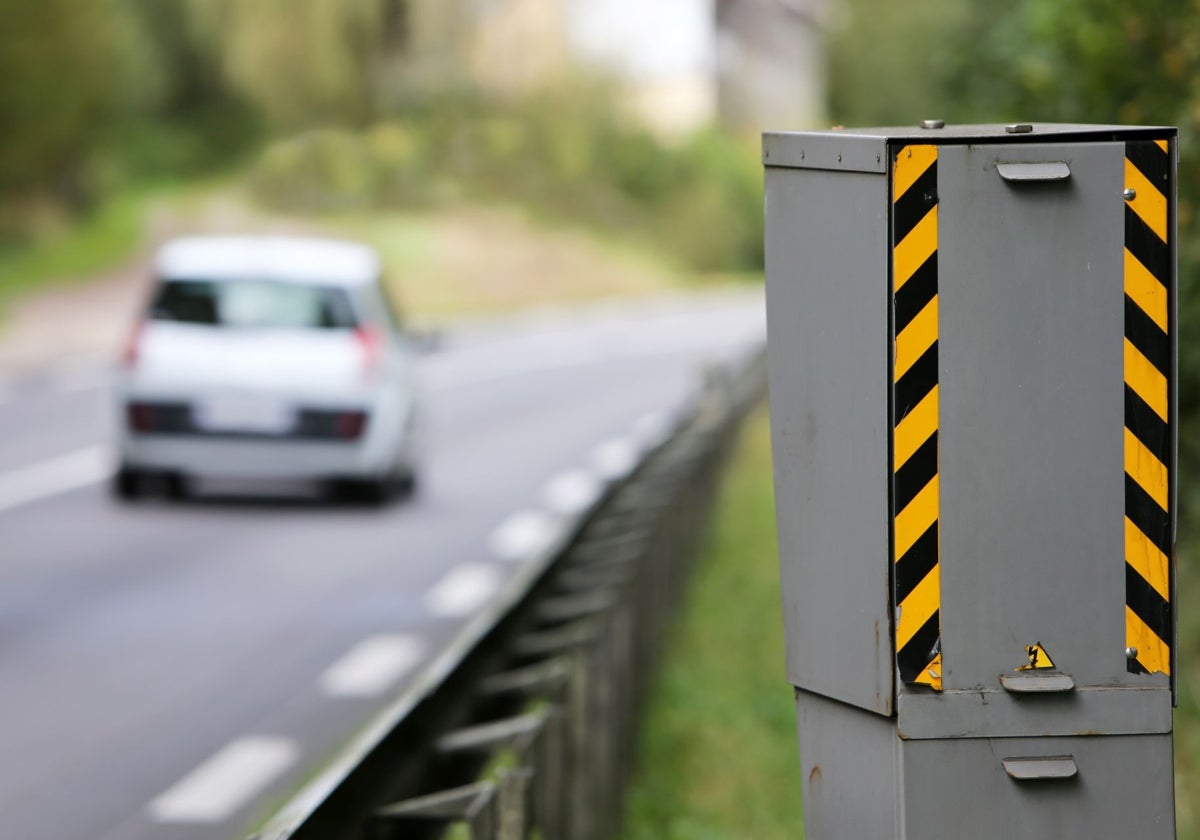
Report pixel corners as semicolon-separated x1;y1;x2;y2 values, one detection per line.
892;145;942;690
1124;138;1173;676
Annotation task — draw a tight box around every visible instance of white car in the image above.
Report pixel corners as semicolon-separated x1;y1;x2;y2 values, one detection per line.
114;235;423;503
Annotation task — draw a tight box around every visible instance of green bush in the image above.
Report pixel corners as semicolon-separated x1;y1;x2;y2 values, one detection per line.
248;87;764;274
252;129;376;212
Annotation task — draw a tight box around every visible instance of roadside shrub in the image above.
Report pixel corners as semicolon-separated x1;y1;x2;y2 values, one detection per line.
248;87;764;274
251;129;375;212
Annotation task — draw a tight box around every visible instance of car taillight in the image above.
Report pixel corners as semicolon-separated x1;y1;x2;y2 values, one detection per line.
121;321;144;368
127;402;155;432
354;326;383;380
336;410;368;440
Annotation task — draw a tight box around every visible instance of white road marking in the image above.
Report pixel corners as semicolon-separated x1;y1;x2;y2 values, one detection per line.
319;635;425;698
590;436;639;481
425;563;503;618
541;470;602;517
632;410;672;448
147;736;299;824
0;445;112;514
489;509;562;561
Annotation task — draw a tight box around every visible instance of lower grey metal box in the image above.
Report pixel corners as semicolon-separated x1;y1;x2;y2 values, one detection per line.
796;690;1175;840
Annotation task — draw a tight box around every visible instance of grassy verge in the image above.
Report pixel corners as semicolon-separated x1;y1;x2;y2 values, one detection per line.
620;405;803;840
625;404;1200;838
331;204;692;322
0;189;146;307
0;175;233;312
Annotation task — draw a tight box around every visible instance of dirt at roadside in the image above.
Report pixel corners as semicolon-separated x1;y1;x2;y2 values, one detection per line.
0;198;696;379
0;259;148;377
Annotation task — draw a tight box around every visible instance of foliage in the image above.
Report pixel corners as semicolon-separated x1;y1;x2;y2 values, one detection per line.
0;0;116;210
189;0;387;127
940;0;1200;494
0;0;406;229
621;407;802;840
827;0;972;127
249;85;764;273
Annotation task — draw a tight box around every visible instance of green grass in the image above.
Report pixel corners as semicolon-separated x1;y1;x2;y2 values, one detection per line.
0;176;228;313
0;190;144;307
620;406;803;840
626;405;1200;838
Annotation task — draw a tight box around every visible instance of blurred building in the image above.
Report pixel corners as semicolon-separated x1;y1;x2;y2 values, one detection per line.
398;0;831;135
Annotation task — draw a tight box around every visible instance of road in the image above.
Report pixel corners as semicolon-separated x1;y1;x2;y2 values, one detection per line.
0;290;765;840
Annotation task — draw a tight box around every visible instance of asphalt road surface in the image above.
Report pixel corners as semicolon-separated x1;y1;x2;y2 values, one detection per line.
0;290;765;840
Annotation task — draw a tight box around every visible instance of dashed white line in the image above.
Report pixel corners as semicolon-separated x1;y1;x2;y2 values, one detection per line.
489;509;562;561
425;563;503;617
632;410;673;448
319;635;425;698
0;445;112;514
147;736;299;824
590;436;639;481
541;470;602;517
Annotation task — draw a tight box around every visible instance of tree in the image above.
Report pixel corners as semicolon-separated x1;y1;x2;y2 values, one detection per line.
0;0;115;203
941;0;1200;495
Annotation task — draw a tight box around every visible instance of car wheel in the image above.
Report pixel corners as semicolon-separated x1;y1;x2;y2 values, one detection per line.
396;469;418;499
162;472;189;502
327;477;390;506
111;466;144;501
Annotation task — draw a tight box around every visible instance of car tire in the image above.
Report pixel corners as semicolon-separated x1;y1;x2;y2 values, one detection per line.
162;472;189;502
396;469;418;499
327;477;390;506
111;466;144;501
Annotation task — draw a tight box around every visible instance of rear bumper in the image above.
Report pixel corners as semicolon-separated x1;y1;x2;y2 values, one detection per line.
114;388;417;480
118;434;390;479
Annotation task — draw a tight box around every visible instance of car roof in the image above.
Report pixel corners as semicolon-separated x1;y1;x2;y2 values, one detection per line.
155;236;381;286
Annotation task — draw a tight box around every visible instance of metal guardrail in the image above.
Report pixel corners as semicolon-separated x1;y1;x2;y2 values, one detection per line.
253;348;767;840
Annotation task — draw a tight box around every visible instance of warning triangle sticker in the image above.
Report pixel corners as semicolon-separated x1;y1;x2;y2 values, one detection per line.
1017;642;1055;671
914;653;943;690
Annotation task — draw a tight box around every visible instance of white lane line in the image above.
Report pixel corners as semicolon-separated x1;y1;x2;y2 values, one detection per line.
590;436;639;481
147;736;299;824
0;445;112;514
425;563;503;618
541;470;602;517
632;410;673;449
489;509;562;561
319;635;425;698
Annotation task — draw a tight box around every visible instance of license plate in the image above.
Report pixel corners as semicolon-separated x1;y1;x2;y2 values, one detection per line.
195;397;294;434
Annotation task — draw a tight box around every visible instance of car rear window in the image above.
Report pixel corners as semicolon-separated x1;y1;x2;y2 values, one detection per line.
149;280;359;329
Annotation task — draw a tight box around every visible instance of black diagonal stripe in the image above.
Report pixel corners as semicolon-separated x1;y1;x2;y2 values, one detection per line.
1126;474;1170;558
1126;208;1169;279
895;521;938;604
895;432;937;513
895;251;937;335
1127;141;1170;191
1126;562;1172;647
898;611;940;684
1127;657;1150;675
1124;385;1169;464
894;342;937;426
894;161;938;244
1125;295;1169;376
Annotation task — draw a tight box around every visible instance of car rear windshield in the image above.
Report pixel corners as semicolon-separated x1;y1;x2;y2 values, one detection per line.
149;280;360;329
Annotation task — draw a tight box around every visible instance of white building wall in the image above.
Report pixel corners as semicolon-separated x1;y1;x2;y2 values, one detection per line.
564;0;718;136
